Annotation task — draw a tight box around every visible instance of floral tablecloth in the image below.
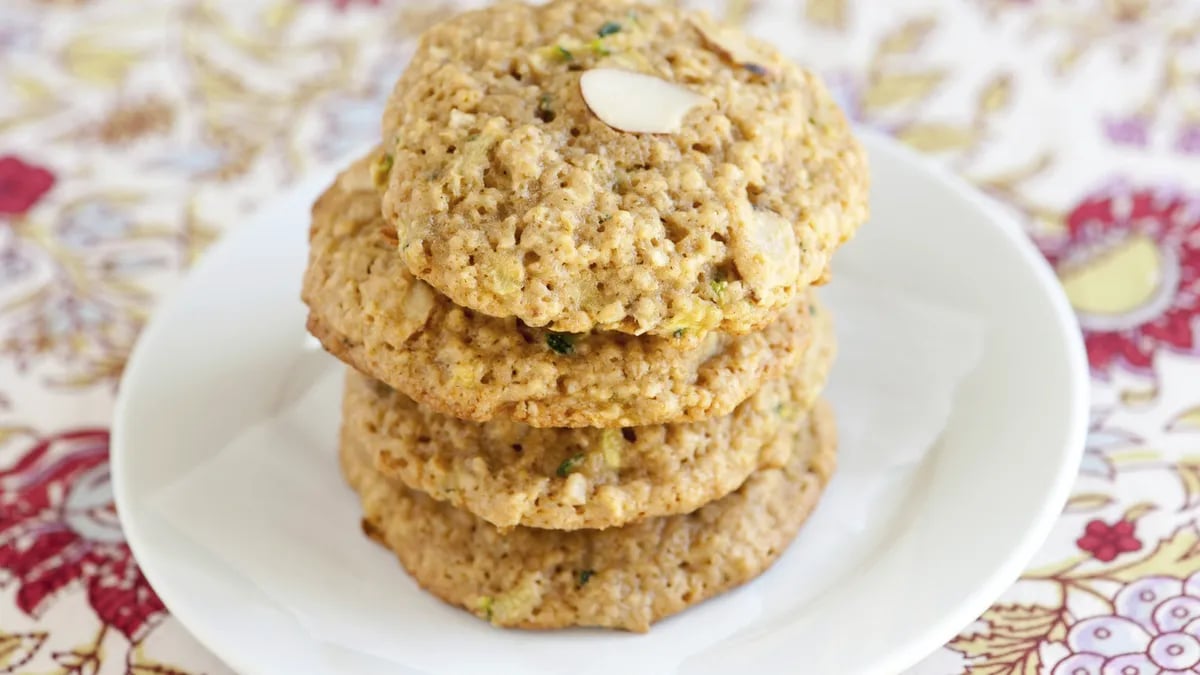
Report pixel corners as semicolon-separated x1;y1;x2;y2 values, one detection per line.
2;0;1199;673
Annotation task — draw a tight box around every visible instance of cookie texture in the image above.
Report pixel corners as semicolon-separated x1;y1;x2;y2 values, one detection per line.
380;0;868;337
303;153;819;429
341;398;838;632
342;304;833;530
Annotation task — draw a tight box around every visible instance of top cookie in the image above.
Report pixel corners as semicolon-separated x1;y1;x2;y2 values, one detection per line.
380;0;868;338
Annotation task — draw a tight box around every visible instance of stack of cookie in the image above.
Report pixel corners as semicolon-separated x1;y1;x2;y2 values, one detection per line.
302;0;867;632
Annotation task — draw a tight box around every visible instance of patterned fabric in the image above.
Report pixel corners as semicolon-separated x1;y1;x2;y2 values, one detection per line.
1;0;1198;672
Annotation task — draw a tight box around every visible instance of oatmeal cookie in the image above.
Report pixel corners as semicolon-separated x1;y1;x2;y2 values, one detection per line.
380;0;868;337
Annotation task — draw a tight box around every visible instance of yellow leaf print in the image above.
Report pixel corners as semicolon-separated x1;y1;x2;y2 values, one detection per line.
9;75;51;103
863;71;945;110
63;35;140;85
977;74;1013;115
0;426;34;446
53;647;102;675
1107;448;1162;466
947;604;1065;673
1175;462;1200;510
1075;525;1200;583
1055;42;1087;76
1059;233;1162;317
896;123;978;153
1120;383;1159;406
1167;405;1200;432
261;0;297;30
804;0;846;29
1123;501;1156;521
876;17;936;57
49;354;133;390
1170;22;1200;43
1065;492;1115;513
0;631;47;672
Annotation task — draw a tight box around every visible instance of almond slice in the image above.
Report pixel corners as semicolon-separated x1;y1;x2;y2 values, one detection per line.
579;68;708;134
401;279;435;325
730;204;800;296
690;17;771;77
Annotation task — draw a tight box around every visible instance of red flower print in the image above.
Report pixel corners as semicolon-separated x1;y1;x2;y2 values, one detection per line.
1040;185;1200;375
0;156;55;216
1076;519;1143;562
0;429;165;641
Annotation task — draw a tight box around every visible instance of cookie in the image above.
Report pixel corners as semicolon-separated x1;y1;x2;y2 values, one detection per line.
341;303;833;530
302;153;819;429
340;398;837;632
379;0;868;338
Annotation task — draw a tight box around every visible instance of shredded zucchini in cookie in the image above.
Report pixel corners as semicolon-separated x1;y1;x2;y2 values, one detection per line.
556;452;586;477
536;93;555;123
535;44;575;63
451;362;480;385
666;297;722;336
370;153;393;189
536;17;634;67
599;429;622;469
710;278;728;301
597;21;621;37
489;576;542;624
775;402;800;420
487;256;525;296
476;595;494;620
546;332;575;355
576;569;596;587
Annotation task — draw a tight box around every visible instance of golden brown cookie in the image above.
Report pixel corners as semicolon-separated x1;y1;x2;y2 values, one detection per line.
341;304;832;530
341;398;837;632
302;153;820;428
379;0;868;338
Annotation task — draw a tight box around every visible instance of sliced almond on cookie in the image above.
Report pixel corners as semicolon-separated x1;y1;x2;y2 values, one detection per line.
730;205;800;297
690;17;771;77
402;279;435;324
580;68;708;134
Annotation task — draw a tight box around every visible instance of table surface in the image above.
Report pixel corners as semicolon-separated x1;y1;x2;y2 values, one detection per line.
2;0;1199;673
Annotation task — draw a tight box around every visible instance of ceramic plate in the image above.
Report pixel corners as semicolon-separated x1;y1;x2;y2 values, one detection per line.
112;131;1088;675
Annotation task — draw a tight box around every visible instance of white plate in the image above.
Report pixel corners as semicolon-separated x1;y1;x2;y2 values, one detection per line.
112;131;1088;675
